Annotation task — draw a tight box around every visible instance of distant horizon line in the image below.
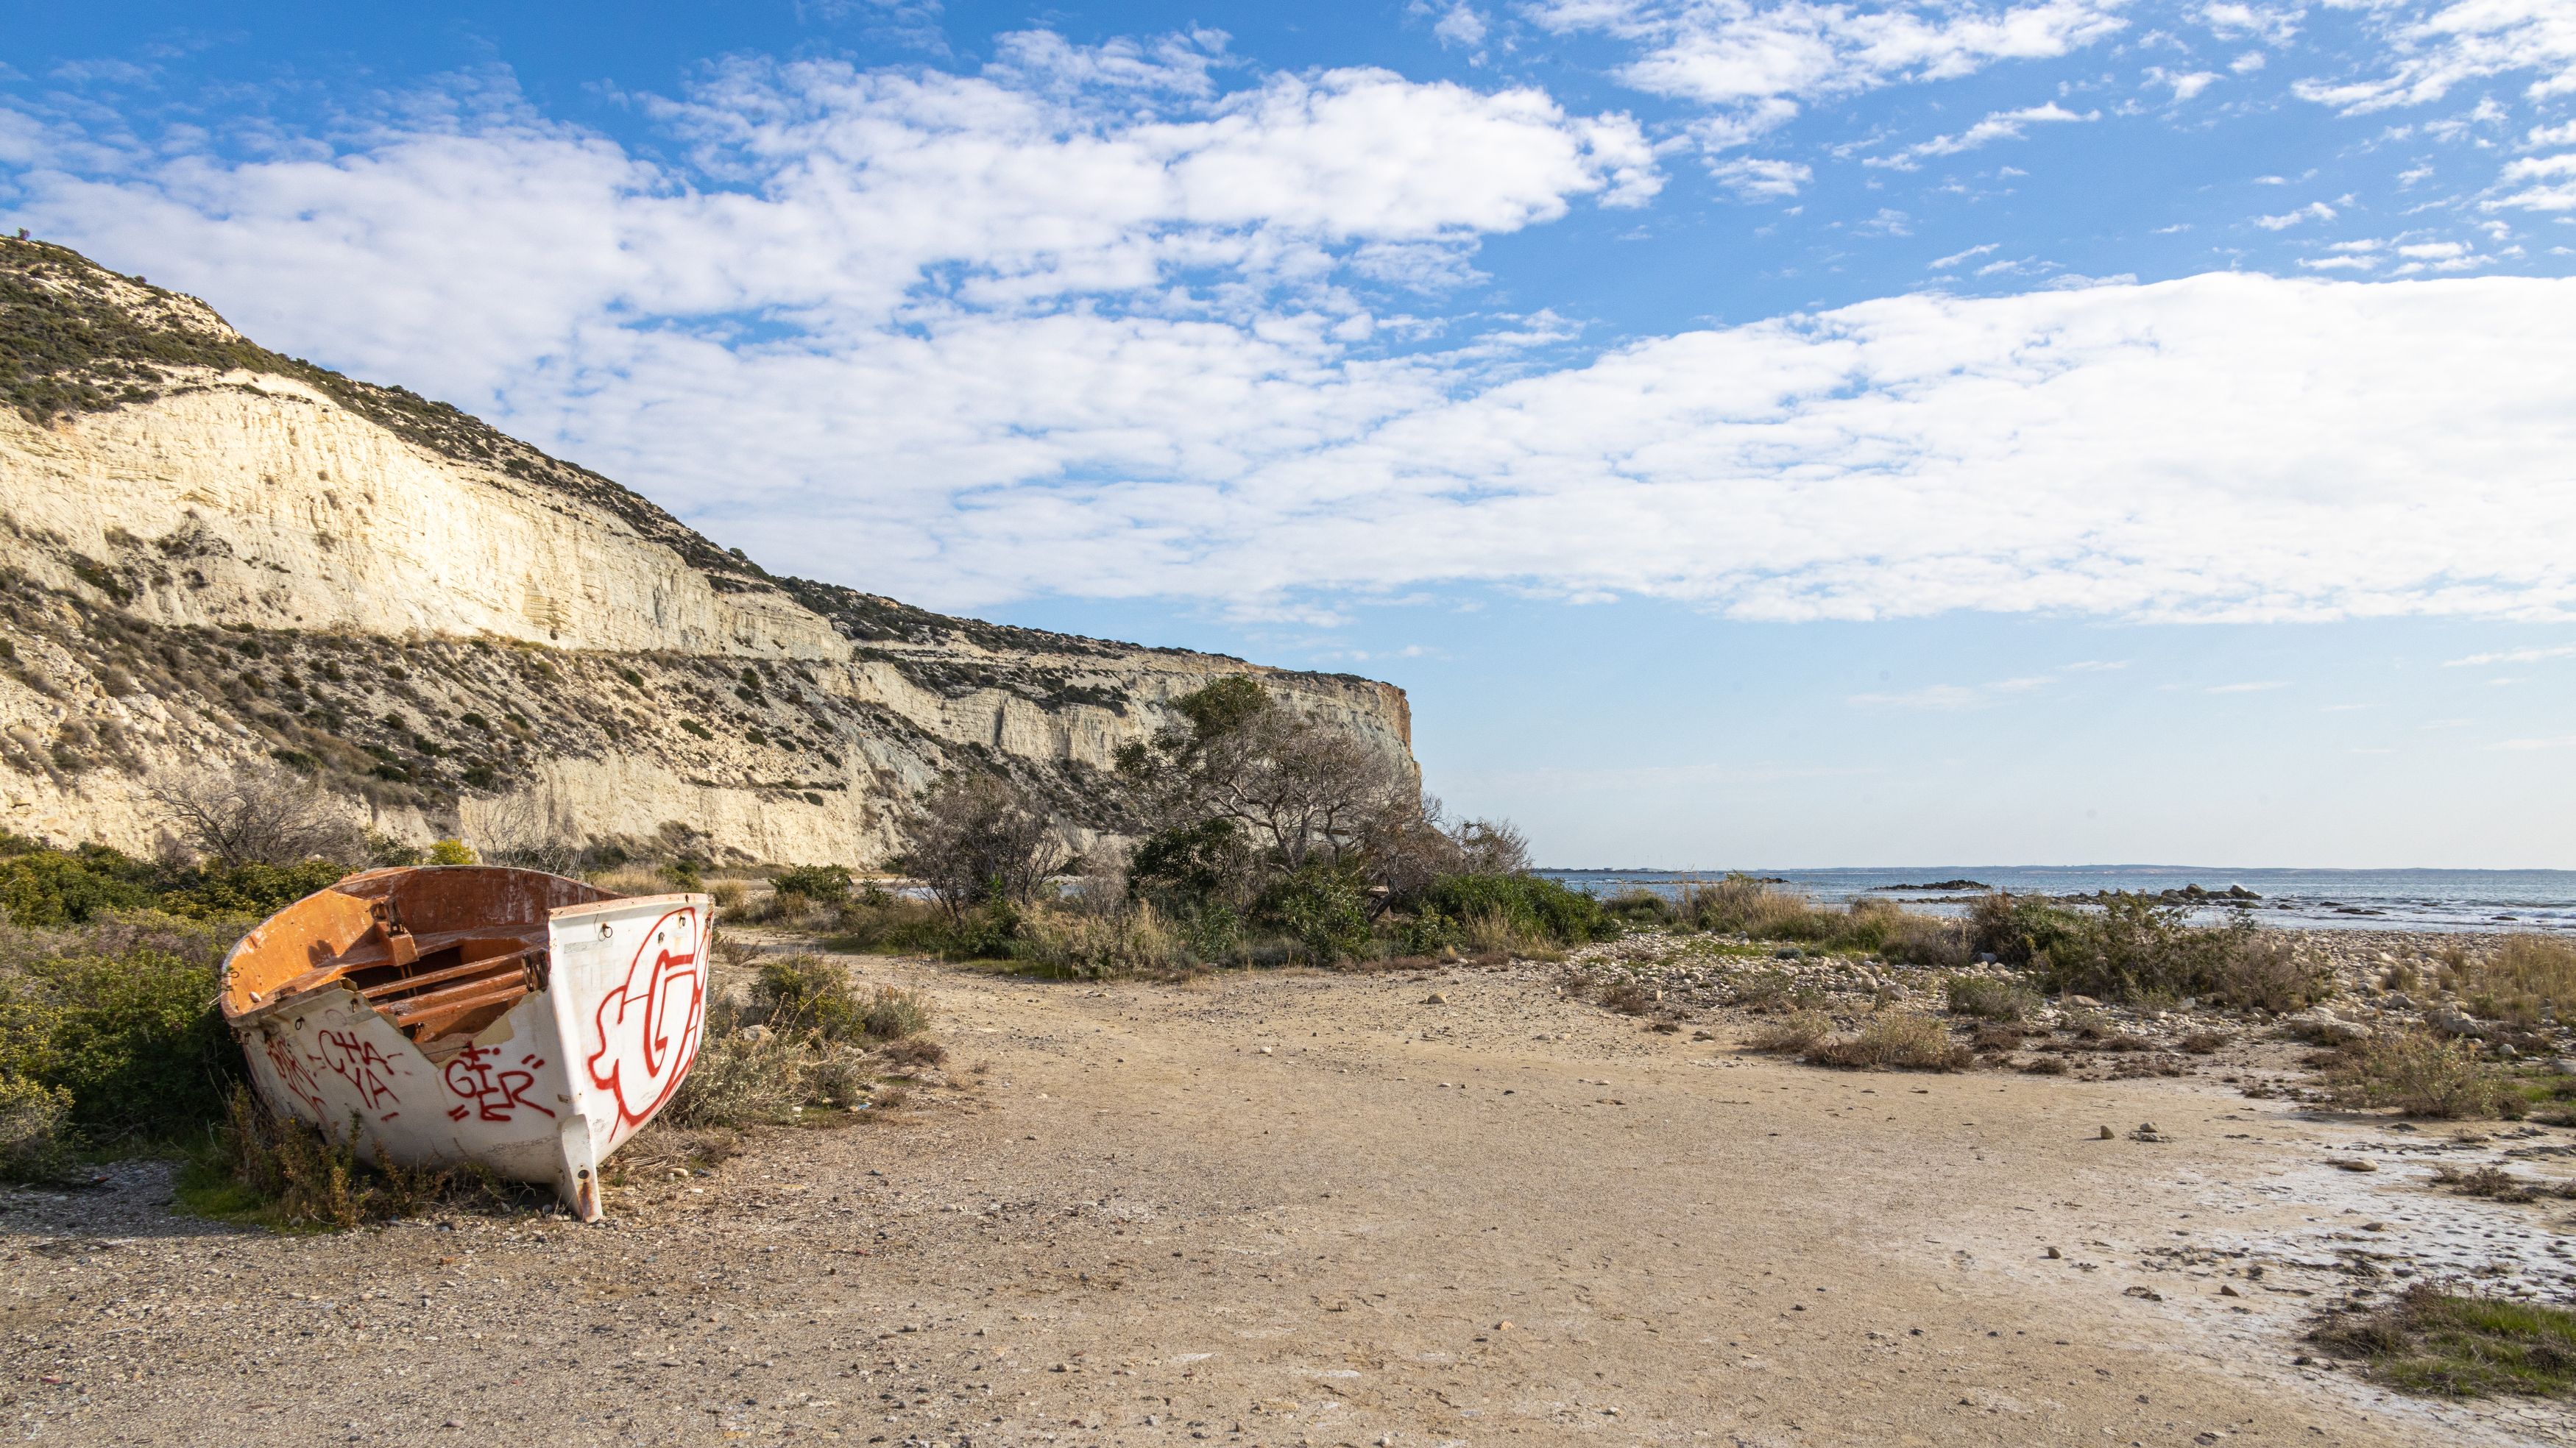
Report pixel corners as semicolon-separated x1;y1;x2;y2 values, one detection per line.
1534;864;2576;876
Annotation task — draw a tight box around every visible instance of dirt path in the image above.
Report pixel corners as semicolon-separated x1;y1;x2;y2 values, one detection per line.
7;954;2573;1447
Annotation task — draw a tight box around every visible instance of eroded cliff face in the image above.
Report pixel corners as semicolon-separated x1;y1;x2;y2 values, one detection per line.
0;238;1412;864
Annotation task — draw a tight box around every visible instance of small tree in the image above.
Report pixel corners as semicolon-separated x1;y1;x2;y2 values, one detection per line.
150;762;359;868
902;773;1070;921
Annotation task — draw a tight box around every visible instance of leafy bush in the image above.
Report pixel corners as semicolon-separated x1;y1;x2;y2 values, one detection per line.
0;838;154;926
426;838;475;866
1128;819;1255;916
772;865;853;905
1416;873;1617;946
751;954;866;1042
1258;865;1373;964
861;986;934;1041
2324;1030;2512;1118
1601;887;1674;926
0;925;238;1140
1674;876;1962;959
0;1073;73;1182
2030;895;2326;1009
153;859;347;919
660;1029;807;1129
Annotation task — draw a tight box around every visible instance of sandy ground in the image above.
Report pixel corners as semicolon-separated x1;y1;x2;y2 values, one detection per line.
8;950;2576;1447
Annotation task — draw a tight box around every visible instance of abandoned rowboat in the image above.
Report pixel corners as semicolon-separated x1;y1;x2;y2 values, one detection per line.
219;866;711;1221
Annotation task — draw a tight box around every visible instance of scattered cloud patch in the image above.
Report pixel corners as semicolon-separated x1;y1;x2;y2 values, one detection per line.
1929;241;2000;269
1529;0;2129;152
1863;102;2095;170
1709;155;1814;198
2256;201;2337;229
2444;643;2576;666
2206;680;2289;693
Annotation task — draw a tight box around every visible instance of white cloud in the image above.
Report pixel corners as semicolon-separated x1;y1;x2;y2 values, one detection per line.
2199;2;2301;47
2532;121;2576;146
1429;3;1493;48
1929;241;2001;268
2148;67;2224;102
1863;102;2095;170
2205;679;2289;693
1708;155;1814;198
2232;50;2269;74
2292;0;2576;115
1529;0;2128;147
2255;200;2337;228
1850;675;2056;710
2444;643;2576;665
13;68;2576;627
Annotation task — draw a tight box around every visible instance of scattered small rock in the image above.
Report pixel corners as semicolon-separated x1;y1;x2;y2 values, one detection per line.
2325;1158;2377;1173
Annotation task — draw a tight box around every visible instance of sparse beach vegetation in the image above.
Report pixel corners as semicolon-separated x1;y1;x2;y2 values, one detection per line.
2313;1285;2576;1399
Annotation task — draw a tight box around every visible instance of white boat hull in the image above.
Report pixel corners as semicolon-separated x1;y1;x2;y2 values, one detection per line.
226;875;710;1221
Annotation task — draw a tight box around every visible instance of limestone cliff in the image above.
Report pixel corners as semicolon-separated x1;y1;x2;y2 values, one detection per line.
0;238;1413;865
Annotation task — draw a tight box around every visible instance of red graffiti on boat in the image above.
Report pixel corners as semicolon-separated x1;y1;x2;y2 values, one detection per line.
444;1045;555;1124
263;1032;328;1118
313;1026;403;1112
586;907;705;1132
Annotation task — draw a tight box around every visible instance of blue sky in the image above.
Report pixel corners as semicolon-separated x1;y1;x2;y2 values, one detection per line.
5;1;2573;866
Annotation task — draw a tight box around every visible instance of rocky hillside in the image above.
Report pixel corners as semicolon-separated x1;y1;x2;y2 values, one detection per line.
0;237;1413;865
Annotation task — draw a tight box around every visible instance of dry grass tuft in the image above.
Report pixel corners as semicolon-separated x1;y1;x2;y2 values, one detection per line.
1595;976;1658;1016
2466;935;2576;1029
1803;1012;1972;1072
2324;1030;2513;1119
1945;975;2037;1022
1745;1009;1833;1054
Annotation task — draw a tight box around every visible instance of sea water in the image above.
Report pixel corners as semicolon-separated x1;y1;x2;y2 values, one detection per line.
1536;865;2576;934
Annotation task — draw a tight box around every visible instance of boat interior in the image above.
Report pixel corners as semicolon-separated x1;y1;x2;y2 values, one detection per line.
223;867;620;1060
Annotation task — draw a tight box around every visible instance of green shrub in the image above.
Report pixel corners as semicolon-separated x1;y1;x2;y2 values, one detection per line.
0;1073;74;1182
773;865;853;904
0;840;154;926
2028;895;2326;1009
1965;892;2081;968
659;1030;806;1129
827;891;951;955
1128;819;1254;915
2312;1284;2576;1398
1259;865;1373;963
1674;876;1956;958
1416;873;1617;946
861;986;933;1041
1393;908;1462;957
426;838;475;866
180;1087;458;1229
1601;887;1674;926
751;954;866;1042
153;859;346;919
2324;1030;2512;1119
0;934;236;1140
